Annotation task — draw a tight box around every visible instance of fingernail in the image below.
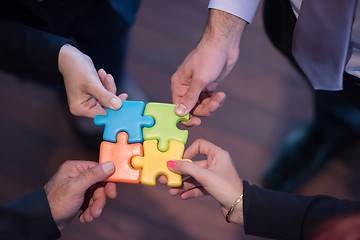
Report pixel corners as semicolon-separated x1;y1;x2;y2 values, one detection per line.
98;68;106;76
97;208;103;216
219;98;226;107
101;162;115;174
175;104;187;116
88;216;93;222
110;98;122;109
167;161;177;168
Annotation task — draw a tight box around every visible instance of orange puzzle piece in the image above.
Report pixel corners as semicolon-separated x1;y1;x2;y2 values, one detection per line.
99;132;142;183
132;140;192;187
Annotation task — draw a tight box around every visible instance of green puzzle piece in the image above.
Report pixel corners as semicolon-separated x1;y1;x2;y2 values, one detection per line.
143;102;189;152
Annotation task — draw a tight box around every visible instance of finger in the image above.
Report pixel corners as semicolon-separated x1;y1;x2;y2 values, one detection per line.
166;161;207;196
171;67;192;105
87;104;107;118
168;187;181;196
158;175;168;184
81;209;94;223
98;68;107;81
79;97;107;118
81;198;95;223
75;162;115;194
104;182;117;199
169;175;202;194
191;160;209;169
166;160;209;185
87;80;122;111
192;92;226;117
79;214;85;223
98;69;117;95
180;186;208;200
182;139;219;160
118;93;128;101
180;116;201;127
89;187;107;219
168;178;207;198
174;80;206;117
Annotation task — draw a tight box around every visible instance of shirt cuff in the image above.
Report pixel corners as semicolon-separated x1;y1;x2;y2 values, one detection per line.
208;0;260;23
0;189;61;239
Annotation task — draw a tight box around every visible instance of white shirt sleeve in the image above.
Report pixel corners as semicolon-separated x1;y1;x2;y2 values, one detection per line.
208;0;260;23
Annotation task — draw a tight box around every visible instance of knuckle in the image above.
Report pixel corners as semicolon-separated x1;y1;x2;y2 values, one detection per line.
83;53;93;63
196;138;206;145
177;161;189;172
170;73;177;83
59;160;73;172
61;160;71;169
223;150;231;158
193;76;208;88
69;105;84;117
182;92;195;102
82;168;96;180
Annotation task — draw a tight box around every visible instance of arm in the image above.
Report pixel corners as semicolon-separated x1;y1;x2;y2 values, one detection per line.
165;139;360;240
0;19;123;118
0;189;61;240
243;182;360;239
172;0;260;125
0;161;116;239
0;19;69;82
172;9;246;126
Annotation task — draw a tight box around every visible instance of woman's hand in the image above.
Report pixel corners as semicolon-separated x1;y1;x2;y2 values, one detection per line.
164;139;244;224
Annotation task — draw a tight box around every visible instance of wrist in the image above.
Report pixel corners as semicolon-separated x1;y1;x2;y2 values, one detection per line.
202;9;246;48
225;189;244;224
227;195;244;224
58;44;72;74
58;44;89;75
44;186;64;230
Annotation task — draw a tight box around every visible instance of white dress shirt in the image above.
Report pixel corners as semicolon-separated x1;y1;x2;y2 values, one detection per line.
208;0;260;23
208;0;360;90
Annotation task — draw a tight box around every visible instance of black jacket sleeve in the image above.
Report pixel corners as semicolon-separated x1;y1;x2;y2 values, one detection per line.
0;18;70;83
0;189;61;240
242;181;360;240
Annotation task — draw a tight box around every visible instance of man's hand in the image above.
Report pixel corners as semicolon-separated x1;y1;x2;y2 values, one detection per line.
44;160;116;230
58;44;123;118
171;9;246;126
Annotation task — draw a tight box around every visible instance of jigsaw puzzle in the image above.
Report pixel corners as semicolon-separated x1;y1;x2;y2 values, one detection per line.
132;140;192;187
143;102;189;152
94;101;154;143
94;101;191;186
99;132;142;183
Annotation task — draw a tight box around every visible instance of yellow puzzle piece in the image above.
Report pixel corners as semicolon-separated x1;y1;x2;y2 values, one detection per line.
132;140;192;187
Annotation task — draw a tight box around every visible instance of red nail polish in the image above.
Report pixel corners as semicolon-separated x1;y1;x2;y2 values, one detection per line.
167;161;177;168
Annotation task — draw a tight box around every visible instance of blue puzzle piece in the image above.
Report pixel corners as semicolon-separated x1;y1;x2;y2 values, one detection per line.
94;101;154;143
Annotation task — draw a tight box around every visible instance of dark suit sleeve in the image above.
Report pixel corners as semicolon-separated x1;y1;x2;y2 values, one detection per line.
0;18;70;83
242;181;360;240
0;188;61;240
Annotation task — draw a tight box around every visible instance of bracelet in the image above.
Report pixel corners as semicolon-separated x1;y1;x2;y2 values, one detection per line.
225;194;243;223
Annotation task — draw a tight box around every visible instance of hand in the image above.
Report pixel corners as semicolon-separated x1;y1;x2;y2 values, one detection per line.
171;9;246;126
58;44;124;118
164;139;244;224
98;68;129;102
44;160;116;230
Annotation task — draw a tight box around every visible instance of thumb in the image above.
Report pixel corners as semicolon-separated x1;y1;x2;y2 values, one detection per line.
167;160;208;184
89;83;123;110
75;162;115;193
174;82;203;116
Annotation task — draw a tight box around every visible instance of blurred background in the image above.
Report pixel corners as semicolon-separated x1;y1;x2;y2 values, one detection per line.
1;0;360;239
